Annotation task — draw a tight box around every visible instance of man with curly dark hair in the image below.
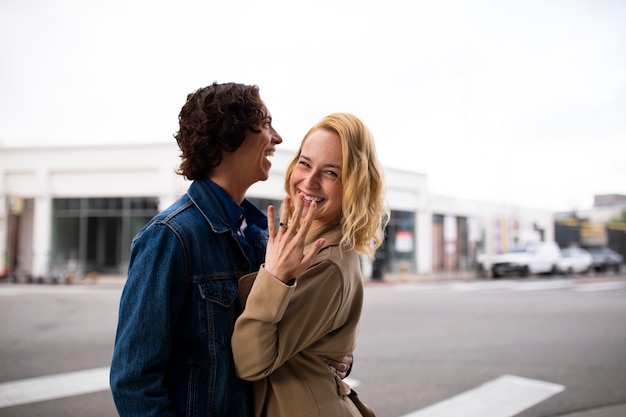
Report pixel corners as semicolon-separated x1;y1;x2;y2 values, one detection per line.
110;82;283;417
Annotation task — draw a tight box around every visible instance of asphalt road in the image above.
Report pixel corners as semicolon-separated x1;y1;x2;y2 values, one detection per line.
0;274;625;417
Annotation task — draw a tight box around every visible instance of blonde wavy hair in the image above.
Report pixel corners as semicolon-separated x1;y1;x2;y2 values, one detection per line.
284;113;389;259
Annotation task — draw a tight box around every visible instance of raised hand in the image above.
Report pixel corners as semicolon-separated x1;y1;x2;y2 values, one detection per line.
263;194;325;283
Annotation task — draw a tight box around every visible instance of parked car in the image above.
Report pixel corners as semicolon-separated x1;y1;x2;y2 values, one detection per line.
556;247;592;275
587;247;623;273
491;241;561;278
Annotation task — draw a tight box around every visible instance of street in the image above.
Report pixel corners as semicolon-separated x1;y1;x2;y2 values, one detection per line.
0;275;625;417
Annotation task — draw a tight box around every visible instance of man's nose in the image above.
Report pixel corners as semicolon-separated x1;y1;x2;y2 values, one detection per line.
272;128;283;144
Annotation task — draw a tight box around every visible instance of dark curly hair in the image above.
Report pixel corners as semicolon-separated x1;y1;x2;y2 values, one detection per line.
174;82;267;180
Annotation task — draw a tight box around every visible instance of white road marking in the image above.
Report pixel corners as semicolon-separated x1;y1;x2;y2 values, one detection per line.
399;374;565;417
0;367;110;409
344;377;360;388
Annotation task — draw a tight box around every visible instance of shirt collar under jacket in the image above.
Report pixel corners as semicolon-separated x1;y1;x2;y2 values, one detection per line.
204;179;245;231
203;178;268;233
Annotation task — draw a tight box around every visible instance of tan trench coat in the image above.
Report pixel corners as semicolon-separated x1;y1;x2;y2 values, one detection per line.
232;227;366;417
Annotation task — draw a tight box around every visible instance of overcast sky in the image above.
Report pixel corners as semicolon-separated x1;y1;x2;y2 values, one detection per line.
1;0;625;212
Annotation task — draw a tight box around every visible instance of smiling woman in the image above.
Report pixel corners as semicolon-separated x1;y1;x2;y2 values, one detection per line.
232;112;389;417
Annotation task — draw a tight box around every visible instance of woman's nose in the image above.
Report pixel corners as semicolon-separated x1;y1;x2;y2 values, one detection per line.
302;171;320;188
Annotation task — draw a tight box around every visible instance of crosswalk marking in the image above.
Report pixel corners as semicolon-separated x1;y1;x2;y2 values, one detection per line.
0;367;110;409
343;377;360;388
400;375;565;417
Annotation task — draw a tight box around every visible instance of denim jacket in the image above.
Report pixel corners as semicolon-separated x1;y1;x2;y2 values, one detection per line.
110;180;267;417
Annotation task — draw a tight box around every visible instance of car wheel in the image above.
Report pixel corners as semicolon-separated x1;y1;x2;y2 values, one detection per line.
520;266;530;277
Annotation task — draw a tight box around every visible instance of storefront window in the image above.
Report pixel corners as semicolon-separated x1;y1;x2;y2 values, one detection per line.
51;197;159;274
384;210;416;273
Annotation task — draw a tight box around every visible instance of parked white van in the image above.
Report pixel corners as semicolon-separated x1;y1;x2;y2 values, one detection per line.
491;241;561;278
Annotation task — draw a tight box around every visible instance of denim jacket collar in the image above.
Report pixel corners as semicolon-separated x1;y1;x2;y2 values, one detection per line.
187;180;268;234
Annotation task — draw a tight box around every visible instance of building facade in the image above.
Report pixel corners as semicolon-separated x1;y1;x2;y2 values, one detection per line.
0;143;554;281
554;195;626;260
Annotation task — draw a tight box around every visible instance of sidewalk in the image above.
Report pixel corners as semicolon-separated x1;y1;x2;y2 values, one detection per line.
369;269;479;284
92;274;126;286
367;270;626;285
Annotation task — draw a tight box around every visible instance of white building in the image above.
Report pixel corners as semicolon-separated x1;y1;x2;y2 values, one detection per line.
0;143;554;281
